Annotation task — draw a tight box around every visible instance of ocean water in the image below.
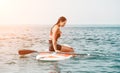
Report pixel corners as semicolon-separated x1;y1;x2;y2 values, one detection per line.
0;26;120;73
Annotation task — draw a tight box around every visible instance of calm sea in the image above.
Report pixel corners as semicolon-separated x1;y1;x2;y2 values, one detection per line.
0;26;120;73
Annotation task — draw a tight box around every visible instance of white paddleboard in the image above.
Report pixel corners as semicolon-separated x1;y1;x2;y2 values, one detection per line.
36;52;73;61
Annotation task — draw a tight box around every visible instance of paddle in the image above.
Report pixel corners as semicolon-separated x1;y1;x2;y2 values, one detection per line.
18;49;38;55
18;49;89;56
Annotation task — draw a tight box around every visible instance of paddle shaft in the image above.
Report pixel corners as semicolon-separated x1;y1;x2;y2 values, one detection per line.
18;49;89;56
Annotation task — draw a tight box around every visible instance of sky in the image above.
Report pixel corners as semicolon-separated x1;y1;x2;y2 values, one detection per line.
0;0;120;26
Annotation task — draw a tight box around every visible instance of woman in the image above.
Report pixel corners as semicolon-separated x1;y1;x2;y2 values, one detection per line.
49;16;74;52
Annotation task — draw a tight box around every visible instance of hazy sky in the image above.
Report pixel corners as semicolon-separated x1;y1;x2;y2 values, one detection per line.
0;0;120;25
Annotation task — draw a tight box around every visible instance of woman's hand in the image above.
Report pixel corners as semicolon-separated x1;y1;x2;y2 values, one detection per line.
55;50;61;52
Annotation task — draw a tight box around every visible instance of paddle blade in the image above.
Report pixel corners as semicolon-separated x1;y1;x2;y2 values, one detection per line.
18;49;37;55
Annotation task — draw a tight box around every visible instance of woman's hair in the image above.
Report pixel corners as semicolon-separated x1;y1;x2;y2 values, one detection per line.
50;16;67;35
56;16;67;24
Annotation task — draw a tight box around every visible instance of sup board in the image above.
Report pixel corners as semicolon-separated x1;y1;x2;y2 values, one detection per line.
36;52;73;61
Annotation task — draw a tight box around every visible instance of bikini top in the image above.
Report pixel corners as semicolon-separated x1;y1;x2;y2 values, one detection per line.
49;28;61;41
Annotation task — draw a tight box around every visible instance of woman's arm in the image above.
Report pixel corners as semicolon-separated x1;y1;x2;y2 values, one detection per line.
52;25;60;52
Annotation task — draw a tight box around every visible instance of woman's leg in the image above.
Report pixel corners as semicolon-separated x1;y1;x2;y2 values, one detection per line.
60;45;74;52
49;43;74;52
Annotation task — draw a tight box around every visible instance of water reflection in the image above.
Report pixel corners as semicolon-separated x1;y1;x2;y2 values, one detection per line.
18;56;61;73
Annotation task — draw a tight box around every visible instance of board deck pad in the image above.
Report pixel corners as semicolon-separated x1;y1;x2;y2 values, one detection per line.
36;52;73;61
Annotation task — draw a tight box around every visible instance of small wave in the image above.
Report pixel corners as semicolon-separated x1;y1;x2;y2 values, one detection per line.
110;65;120;69
5;61;16;65
112;59;120;63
